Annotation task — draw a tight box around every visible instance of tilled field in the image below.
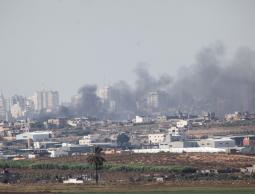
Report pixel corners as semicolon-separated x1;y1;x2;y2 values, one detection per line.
41;153;255;169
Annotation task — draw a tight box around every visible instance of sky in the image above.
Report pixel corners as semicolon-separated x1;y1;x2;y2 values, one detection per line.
0;0;255;102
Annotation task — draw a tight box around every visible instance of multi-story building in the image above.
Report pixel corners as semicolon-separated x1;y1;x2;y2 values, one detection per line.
0;93;7;121
16;131;52;141
10;95;26;108
148;133;166;144
47;91;59;111
176;120;189;128
24;98;35;115
32;91;59;112
10;95;26;119
79;135;92;146
97;86;110;103
146;91;168;110
134;115;150;124
197;138;236;148
147;92;159;109
10;104;23;119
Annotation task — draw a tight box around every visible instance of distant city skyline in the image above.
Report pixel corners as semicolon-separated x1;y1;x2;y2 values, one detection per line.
1;0;255;101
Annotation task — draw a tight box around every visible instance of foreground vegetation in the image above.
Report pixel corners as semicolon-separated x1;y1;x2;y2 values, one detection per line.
1;153;255;185
0;159;196;174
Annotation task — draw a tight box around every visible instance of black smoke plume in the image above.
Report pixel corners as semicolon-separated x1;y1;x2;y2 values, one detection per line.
171;43;255;115
75;84;103;117
70;43;255;119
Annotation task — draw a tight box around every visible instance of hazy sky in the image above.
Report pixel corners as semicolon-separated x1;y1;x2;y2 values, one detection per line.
0;0;255;102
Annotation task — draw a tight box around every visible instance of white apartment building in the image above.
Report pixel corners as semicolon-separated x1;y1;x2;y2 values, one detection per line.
16;131;52;141
176;120;189;128
148;133;166;144
167;126;186;141
134;115;150;124
79;135;92;146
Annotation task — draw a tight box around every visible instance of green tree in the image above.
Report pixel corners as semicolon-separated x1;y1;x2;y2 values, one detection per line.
86;146;106;184
117;133;130;149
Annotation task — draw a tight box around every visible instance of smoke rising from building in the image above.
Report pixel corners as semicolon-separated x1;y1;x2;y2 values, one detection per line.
75;85;103;117
134;64;172;99
70;43;255;119
171;43;255;115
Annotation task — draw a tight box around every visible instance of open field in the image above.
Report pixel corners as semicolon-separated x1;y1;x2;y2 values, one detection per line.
39;152;255;169
1;184;255;193
2;153;255;184
2;152;255;193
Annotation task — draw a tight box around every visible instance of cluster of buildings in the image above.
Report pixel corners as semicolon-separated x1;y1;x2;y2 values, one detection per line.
225;111;255;121
138;119;245;154
0;90;59;120
0;111;254;160
0;88;255;160
143;117;254;154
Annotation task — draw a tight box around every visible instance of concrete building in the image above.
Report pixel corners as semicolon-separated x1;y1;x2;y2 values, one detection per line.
79;135;92;146
147;92;159;109
203;112;216;121
10;95;26;107
9;95;35;119
48;148;68;158
176;120;189;128
168;127;186;141
0;93;7;120
10;104;23;119
33;91;59;112
159;127;195;149
159;141;198;149
148;134;166;144
48;118;67;128
48;143;91;157
9;95;26;119
24;98;35;115
34;141;60;149
97;86;110;103
47;91;59;111
146;91;168;110
225;112;242;121
16;131;52;141
198;138;236;148
134;115;150;124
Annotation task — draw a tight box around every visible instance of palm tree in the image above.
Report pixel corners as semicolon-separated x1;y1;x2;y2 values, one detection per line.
86;146;106;184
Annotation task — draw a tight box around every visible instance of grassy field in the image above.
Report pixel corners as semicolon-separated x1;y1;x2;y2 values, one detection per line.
1;184;255;194
59;188;255;194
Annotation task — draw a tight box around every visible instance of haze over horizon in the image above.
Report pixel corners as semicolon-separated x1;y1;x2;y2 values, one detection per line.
0;0;255;102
